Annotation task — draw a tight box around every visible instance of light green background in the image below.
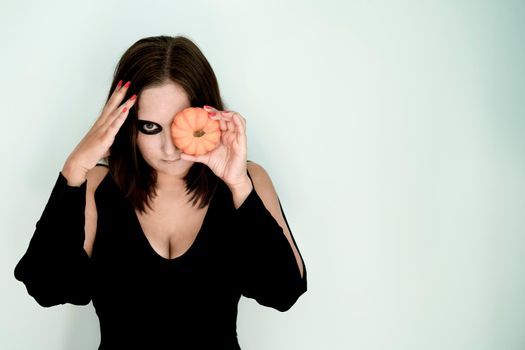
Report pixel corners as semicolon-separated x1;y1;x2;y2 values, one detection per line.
1;0;524;349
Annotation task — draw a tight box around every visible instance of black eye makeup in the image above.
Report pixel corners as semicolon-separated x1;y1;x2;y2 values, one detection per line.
137;120;163;135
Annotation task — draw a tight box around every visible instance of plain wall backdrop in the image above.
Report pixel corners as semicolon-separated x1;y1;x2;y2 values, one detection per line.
1;0;524;349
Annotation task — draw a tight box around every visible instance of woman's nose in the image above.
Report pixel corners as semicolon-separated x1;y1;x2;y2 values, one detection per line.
162;132;178;155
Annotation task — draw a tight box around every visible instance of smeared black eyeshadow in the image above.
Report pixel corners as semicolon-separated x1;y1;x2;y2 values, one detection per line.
137;120;162;135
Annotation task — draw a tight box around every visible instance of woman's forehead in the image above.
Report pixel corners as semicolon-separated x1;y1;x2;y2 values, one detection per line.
137;82;190;123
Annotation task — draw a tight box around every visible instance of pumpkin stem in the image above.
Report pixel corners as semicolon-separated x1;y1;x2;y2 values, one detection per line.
193;130;205;137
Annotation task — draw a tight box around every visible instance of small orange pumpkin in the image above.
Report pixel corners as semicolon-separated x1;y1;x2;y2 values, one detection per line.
171;107;221;156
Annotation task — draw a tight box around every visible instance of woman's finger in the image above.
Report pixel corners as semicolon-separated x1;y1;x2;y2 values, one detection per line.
103;81;132;118
203;105;217;113
205;106;247;134
210;110;243;121
107;94;137;128
108;105;130;134
219;111;245;126
207;110;228;131
233;113;247;142
227;116;235;132
232;112;246;132
110;80;123;98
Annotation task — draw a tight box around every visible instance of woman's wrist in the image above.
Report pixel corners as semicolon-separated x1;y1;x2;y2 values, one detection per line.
228;177;254;209
61;159;88;187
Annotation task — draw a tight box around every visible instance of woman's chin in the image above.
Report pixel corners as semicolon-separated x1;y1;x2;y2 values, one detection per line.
156;159;193;175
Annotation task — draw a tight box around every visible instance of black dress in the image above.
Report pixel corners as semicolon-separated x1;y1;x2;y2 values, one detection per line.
14;167;307;349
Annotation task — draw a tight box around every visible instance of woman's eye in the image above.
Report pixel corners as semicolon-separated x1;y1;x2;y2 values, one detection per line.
144;123;157;131
138;120;162;135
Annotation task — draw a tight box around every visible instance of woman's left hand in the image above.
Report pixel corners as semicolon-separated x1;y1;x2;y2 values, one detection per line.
180;105;251;190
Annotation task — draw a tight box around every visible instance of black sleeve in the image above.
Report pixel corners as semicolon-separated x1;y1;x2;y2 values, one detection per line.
14;172;92;307
234;173;307;312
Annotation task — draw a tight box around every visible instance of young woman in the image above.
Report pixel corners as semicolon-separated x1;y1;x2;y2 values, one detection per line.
15;35;307;349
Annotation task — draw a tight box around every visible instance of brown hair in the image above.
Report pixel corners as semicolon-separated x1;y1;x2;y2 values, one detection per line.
106;35;225;213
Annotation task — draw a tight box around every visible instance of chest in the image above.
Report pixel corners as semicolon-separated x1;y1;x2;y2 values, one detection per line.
134;199;210;260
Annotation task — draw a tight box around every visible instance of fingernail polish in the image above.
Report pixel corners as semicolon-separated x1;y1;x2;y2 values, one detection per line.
124;81;131;88
122;107;128;113
130;94;137;101
117;80;123;88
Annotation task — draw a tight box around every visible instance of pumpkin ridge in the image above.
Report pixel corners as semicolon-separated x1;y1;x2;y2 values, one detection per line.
201;137;215;149
189;108;202;129
171;107;221;156
179;113;194;131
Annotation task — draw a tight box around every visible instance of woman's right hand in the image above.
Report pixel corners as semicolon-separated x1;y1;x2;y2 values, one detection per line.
61;81;137;186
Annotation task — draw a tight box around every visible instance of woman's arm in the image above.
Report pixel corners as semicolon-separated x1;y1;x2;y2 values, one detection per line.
13;167;106;307
233;161;307;312
245;162;305;278
14;171;91;306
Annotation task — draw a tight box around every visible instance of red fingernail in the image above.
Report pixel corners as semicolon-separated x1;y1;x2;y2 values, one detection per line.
124;81;131;88
130;94;137;101
117;80;123;88
122;107;128;113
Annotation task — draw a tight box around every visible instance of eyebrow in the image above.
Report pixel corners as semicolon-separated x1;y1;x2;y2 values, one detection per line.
137;118;165;125
137;117;156;122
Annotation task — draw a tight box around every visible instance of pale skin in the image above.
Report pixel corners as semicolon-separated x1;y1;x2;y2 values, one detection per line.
63;80;304;279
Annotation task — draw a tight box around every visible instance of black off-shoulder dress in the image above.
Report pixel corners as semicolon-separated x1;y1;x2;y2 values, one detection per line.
14;167;307;349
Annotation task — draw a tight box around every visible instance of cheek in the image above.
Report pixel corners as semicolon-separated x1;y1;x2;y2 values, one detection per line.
137;134;159;158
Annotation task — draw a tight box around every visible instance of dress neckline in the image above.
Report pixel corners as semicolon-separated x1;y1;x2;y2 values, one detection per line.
128;183;219;263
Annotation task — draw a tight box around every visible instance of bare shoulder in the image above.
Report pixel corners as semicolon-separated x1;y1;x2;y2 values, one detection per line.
84;165;108;257
247;161;275;189
246;160;282;213
86;165;109;194
246;161;305;279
